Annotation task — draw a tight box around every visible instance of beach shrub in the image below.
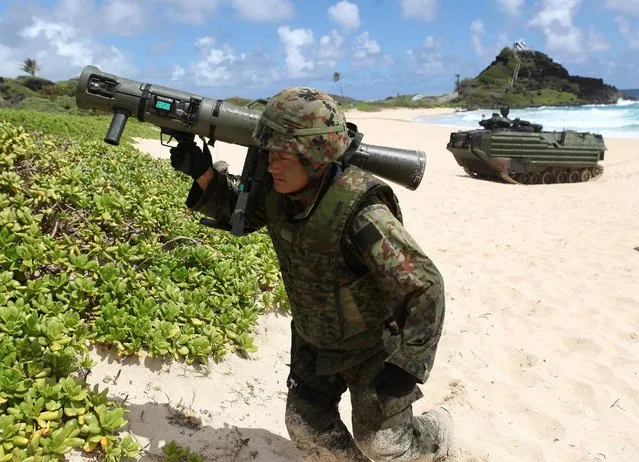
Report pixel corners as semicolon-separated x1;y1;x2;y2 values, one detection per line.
0;79;39;108
161;441;204;461
0;113;287;460
16;97;82;115
0;109;159;143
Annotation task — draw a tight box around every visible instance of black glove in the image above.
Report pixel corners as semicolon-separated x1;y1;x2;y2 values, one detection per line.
371;363;418;398
169;140;212;180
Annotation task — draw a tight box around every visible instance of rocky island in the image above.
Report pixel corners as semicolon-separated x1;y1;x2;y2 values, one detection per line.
454;46;627;109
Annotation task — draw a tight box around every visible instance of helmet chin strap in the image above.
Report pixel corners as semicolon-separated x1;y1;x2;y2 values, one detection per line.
287;157;327;200
283;158;331;220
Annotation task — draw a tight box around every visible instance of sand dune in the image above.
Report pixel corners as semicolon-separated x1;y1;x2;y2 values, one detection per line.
76;108;638;461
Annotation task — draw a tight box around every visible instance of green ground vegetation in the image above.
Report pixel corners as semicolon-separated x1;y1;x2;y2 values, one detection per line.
1;77;81;114
0;109;288;461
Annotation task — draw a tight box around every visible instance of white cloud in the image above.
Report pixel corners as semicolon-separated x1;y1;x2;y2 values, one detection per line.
0;4;138;80
178;37;280;87
278;27;314;50
191;38;237;84
406;49;443;76
470;20;485;34
406;36;445;76
399;0;438;22
18;18;133;76
277;26;315;77
424;36;436;49
317;30;346;68
615;16;639;49
470;19;485;56
605;0;639;18
20;19;91;67
192;51;236;85
20;20;86;60
175;25;381;88
196;36;216;49
328;1;360;32
49;0;147;37
231;0;295;21
171;64;185;81
467;20;510;58
495;0;524;16
528;0;584;56
95;46;130;76
353;31;381;65
102;0;145;36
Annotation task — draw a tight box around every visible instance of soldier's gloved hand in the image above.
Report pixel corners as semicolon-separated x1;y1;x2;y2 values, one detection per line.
372;363;418;398
169;141;212;180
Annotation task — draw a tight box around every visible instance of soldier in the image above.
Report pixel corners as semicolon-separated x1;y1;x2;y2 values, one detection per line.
169;87;454;461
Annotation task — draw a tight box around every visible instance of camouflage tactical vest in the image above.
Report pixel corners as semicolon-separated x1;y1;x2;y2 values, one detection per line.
266;165;403;351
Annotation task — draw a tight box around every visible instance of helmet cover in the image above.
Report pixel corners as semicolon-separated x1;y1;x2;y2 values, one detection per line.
252;87;351;166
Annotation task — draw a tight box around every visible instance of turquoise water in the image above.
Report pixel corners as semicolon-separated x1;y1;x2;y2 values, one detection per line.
416;98;639;139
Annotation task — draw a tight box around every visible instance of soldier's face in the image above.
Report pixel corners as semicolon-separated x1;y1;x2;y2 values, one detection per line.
267;151;309;193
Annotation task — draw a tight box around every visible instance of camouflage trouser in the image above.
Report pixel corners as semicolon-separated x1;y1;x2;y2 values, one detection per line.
284;329;441;462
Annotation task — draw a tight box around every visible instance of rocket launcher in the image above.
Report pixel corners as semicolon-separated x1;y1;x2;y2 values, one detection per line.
75;65;427;235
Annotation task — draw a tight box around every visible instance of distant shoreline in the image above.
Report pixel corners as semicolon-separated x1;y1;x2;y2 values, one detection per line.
342;96;638;115
453;97;637;112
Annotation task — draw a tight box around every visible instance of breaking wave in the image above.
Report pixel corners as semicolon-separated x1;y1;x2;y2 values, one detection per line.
417;98;639;139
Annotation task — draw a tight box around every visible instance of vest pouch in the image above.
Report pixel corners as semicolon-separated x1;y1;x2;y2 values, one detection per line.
285;276;342;346
336;271;389;348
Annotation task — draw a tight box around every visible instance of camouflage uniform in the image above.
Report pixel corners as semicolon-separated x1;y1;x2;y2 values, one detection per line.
184;87;452;461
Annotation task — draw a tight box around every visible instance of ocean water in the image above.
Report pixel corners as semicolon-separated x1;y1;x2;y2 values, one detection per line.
417;98;639;139
621;88;639;99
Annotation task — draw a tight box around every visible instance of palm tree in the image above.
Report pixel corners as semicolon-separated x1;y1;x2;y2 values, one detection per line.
332;72;344;101
21;58;41;76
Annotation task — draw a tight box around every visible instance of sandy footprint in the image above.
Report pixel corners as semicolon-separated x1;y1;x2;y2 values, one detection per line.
563;336;602;356
510;348;541;370
608;355;638;368
559;378;599;413
442;379;469;406
524;409;567;442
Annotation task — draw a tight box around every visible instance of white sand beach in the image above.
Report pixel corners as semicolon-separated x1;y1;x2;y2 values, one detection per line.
78;107;639;461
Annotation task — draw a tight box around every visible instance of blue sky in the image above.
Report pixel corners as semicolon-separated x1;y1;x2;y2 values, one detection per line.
1;0;638;100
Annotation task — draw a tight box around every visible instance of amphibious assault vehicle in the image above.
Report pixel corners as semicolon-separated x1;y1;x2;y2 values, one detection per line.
446;108;606;184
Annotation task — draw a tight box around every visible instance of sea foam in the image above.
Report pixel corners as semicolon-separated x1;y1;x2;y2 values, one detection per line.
417;99;639;139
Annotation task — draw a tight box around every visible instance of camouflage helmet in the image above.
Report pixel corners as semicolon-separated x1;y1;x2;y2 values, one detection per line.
252;87;351;166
